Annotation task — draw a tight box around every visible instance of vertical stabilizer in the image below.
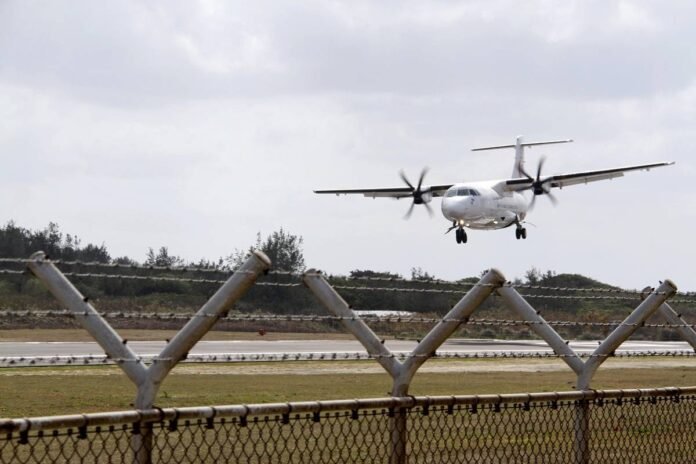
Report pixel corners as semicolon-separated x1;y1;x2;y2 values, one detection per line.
513;135;524;178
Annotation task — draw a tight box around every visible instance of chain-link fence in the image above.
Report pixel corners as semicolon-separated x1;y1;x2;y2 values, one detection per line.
2;386;695;464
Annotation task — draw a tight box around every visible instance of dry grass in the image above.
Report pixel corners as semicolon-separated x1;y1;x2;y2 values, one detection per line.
1;359;695;418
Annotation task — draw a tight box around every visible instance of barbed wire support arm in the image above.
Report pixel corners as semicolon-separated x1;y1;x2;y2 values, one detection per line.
25;252;148;386
135;250;271;464
304;269;506;464
657;302;696;350
577;280;678;389
573;279;678;464
26;250;272;464
396;269;506;395
496;285;585;375
136;250;272;408
302;270;401;378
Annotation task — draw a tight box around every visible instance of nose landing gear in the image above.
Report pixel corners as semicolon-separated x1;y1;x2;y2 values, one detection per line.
455;227;468;244
515;225;527;240
447;222;468;244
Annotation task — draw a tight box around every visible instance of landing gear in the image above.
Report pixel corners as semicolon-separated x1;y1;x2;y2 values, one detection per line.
455;228;467;244
515;226;527;240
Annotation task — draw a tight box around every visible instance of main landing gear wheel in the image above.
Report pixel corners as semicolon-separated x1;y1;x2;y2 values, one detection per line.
455;228;467;244
515;227;527;240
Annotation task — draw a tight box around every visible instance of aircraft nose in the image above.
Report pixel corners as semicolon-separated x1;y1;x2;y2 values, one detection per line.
441;197;454;218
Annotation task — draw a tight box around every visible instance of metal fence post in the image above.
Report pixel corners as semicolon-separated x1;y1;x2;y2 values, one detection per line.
134;251;271;464
394;269;505;464
26;250;272;464
303;271;407;464
303;269;506;464
573;279;677;464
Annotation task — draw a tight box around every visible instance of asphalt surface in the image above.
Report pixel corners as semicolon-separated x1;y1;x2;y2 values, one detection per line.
0;339;690;358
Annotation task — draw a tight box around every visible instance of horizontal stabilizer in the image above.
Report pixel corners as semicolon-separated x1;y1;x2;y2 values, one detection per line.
472;139;573;151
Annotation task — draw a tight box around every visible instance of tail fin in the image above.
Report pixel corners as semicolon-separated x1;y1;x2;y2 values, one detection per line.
471;136;573;178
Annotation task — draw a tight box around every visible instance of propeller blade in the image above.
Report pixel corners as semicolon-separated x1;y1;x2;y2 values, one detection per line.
416;167;429;191
399;170;415;191
424;201;434;217
523;156;559;208
399;168;431;218
403;202;415;220
536;156;546;182
528;194;537;211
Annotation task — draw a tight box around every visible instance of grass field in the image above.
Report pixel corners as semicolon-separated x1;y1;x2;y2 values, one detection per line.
2;358;695;418
3;355;696;464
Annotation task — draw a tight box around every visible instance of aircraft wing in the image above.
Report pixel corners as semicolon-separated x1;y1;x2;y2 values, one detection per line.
501;161;675;192
314;184;454;198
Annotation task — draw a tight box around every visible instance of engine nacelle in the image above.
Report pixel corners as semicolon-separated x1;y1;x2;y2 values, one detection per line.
414;188;433;204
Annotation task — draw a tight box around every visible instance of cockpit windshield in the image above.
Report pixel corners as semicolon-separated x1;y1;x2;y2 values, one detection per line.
446;187;480;197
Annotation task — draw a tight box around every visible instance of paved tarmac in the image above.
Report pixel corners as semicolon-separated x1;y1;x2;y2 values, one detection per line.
0;339;690;358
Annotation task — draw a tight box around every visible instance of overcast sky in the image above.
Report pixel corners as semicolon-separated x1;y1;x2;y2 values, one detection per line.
1;1;694;290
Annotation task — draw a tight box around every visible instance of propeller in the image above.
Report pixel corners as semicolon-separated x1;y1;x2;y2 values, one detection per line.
399;168;433;219
519;156;557;210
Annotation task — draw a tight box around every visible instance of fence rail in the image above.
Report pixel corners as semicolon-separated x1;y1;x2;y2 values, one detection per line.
2;386;695;463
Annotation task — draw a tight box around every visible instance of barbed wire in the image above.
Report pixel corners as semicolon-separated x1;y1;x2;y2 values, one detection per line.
0;269;24;276
2;255;696;296
335;276;696;298
0;257;231;273
339;274;636;293
2;310;696;329
2;258;696;298
50;271;300;287
330;283;679;301
2;272;696;305
0;257;302;275
2;350;695;368
2;267;686;300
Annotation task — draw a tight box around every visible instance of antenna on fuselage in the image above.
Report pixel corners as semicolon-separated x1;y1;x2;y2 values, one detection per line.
471;136;573;178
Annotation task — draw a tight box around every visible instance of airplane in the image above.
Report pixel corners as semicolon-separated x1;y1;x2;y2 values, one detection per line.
314;136;674;244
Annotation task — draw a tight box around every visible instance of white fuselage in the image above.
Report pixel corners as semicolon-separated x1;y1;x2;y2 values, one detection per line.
440;181;528;230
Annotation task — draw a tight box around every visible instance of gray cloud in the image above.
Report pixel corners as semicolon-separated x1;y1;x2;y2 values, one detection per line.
1;0;694;289
3;1;695;105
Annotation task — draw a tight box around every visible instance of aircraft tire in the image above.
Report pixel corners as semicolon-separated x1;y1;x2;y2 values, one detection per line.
521;228;527;239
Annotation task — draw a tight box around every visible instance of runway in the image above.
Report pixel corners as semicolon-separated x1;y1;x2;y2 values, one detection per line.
0;338;691;358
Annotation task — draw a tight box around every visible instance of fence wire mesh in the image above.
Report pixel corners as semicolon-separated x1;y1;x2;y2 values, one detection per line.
2;388;695;463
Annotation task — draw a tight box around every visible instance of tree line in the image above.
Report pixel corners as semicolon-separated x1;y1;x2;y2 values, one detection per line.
0;221;305;272
1;221;681;340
